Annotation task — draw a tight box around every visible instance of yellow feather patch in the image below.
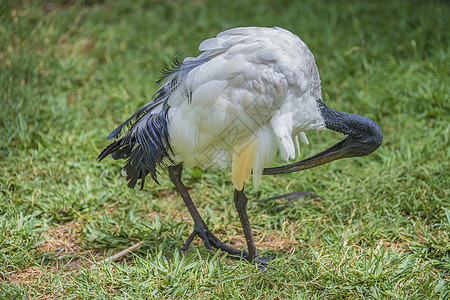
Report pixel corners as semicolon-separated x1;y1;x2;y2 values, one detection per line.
232;137;258;191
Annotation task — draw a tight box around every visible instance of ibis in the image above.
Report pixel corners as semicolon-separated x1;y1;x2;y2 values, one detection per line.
98;26;382;264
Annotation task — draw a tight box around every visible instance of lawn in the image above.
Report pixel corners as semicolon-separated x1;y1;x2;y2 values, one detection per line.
1;0;449;298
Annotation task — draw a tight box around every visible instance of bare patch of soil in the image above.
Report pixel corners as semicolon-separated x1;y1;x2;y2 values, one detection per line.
8;222;106;287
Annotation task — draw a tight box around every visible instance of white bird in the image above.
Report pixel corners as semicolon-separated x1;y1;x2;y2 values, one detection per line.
98;26;382;264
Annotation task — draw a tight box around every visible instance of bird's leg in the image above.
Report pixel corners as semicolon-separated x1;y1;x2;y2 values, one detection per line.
167;164;210;249
167;164;248;258
234;188;276;266
233;188;258;262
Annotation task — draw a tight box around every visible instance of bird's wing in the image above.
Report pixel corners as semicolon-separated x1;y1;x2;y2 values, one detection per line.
168;27;318;190
99;59;208;189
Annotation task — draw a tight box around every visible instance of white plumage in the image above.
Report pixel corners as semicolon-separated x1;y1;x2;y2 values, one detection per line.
167;27;325;190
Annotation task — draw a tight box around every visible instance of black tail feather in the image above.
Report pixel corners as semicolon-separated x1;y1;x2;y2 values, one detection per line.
98;110;171;189
98;138;154;190
97;139;125;161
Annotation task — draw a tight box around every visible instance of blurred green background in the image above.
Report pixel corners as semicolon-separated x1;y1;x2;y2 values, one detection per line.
1;0;449;298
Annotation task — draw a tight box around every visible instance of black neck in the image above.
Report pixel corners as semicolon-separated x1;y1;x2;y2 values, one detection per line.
317;99;380;141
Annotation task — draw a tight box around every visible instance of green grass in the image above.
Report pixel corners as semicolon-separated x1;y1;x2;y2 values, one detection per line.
1;0;449;298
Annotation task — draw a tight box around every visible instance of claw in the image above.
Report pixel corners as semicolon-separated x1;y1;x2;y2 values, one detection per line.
180;222;278;269
180;222;248;258
180;230;198;251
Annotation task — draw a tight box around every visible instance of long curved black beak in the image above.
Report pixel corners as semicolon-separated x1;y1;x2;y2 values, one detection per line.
262;135;364;175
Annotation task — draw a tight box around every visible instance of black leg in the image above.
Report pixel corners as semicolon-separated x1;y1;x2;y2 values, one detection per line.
234;188;258;262
168;164;248;259
234;187;277;266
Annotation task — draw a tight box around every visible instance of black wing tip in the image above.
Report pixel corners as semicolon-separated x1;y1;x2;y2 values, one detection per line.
106;117;134;141
107;130;120;141
99;111;172;190
97;141;118;161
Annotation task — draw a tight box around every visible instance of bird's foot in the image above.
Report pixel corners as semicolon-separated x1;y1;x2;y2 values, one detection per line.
254;255;277;265
181;222;279;268
180;222;249;258
253;255;279;271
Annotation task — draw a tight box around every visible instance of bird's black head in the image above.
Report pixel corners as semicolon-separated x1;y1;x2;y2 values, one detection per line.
324;111;383;159
318;98;382;157
263;99;382;175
